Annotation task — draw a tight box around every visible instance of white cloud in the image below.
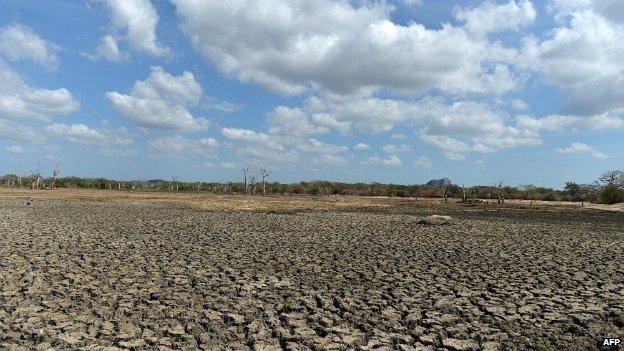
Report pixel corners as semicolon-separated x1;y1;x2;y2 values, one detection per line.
99;0;169;58
295;138;348;155
390;133;407;140
149;135;218;157
521;6;624;116
360;155;402;166
516;114;624;132
313;154;348;166
382;144;412;154
204;97;243;114
413;156;432;168
593;0;624;23
510;98;529;110
89;35;127;62
0;59;80;121
454;0;536;37
107;66;209;132
268;106;330;136
555;142;609;159
0;120;41;142
221;127;349;165
45;123;134;147
353;142;370;151
172;0;519;96
192;162;214;169
5;145;25;154
0;24;59;69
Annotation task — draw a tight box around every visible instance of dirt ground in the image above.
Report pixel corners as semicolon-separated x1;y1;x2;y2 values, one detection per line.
0;189;622;350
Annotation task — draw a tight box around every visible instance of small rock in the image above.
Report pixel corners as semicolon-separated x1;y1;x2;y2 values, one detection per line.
442;338;478;351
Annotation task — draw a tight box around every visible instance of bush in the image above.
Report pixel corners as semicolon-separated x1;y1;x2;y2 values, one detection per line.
599;184;624;204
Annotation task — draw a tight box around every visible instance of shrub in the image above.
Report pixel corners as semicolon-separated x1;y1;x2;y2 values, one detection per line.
599;184;624;204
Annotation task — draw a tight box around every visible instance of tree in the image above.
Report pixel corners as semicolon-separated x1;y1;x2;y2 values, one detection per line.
519;184;536;200
242;167;249;195
49;163;60;189
564;182;582;201
171;175;179;192
29;162;42;190
249;176;257;195
599;170;624;188
494;180;505;204
600;184;624;204
461;184;466;202
260;168;271;195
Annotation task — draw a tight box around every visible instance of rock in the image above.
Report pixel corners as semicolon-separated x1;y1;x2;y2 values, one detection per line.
166;324;185;336
118;339;146;349
441;338;478;351
417;215;453;225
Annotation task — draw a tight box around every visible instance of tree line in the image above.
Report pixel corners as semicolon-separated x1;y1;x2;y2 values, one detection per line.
1;166;623;204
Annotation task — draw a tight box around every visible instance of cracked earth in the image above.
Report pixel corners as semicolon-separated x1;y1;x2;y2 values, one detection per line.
0;197;622;350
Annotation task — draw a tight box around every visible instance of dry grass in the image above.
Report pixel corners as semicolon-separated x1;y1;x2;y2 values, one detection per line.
1;187;622;212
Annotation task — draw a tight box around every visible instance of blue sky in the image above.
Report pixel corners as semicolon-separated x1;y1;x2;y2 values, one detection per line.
0;0;622;188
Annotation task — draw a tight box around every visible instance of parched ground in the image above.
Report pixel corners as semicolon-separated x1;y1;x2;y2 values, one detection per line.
0;190;622;351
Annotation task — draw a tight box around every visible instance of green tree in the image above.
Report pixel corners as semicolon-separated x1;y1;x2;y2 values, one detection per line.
599;184;624;205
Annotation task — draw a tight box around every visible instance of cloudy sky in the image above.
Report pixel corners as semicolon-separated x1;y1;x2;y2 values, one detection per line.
0;0;622;187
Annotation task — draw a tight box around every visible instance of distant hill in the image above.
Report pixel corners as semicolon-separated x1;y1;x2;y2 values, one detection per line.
426;178;451;187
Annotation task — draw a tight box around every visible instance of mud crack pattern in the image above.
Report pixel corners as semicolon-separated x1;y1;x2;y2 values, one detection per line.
0;200;622;350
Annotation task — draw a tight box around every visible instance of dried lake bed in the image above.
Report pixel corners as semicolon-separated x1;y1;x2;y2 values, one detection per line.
0;190;622;350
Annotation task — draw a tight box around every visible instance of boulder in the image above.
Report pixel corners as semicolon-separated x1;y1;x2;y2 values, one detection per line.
417;215;453;225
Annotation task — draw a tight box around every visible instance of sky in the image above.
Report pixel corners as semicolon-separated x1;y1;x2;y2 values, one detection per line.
0;0;622;188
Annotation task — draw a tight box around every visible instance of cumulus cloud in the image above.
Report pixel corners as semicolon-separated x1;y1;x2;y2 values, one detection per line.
107;66;209;132
353;143;370;151
221;127;349;164
390;133;408;140
264;94;543;160
0;120;41;142
359;155;402;167
516;114;624;132
0;24;59;69
172;0;519;96
413;156;432;168
94;0;169;60
454;0;536;37
89;35;127;62
45;122;134;147
149;135;218;157
5;145;25;154
267;106;330;136
382;144;412;154
0;59;80;121
555;142;609;159
521;5;624;116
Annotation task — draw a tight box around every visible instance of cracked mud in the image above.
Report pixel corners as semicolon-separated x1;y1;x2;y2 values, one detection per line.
1;198;622;350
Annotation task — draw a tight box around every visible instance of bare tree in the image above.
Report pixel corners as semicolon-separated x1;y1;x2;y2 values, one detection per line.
260;168;271;195
494;180;505;204
242;167;249;195
49;162;60;189
249;176;257;195
29;162;42;190
461;184;466;202
171;175;179;192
